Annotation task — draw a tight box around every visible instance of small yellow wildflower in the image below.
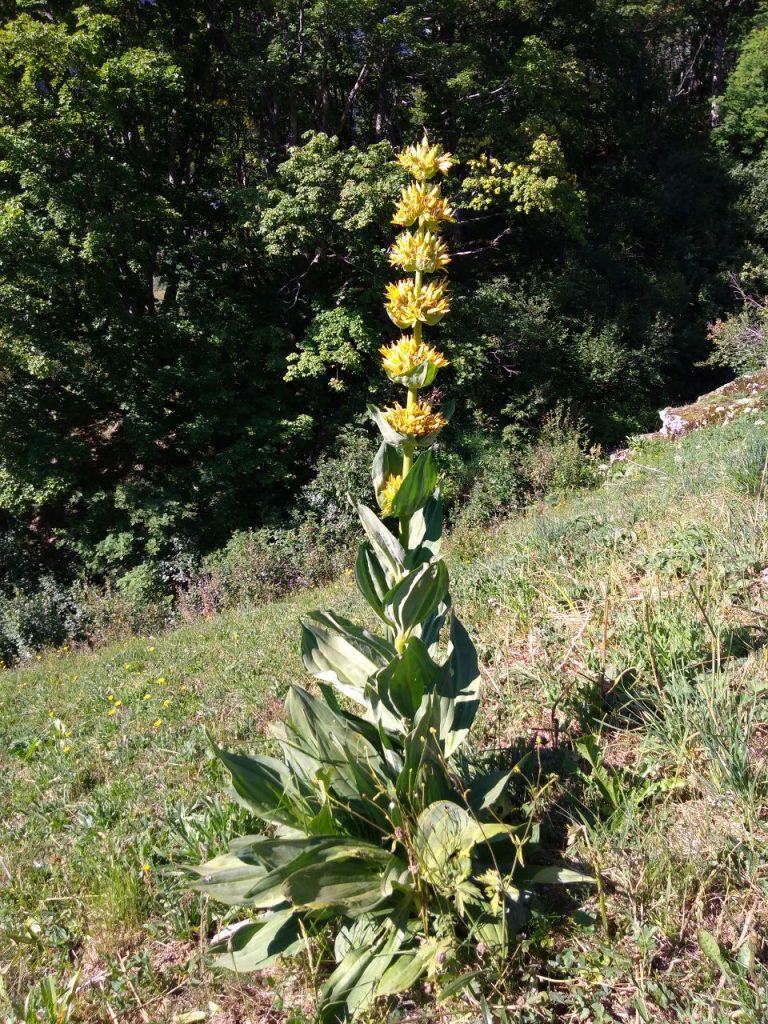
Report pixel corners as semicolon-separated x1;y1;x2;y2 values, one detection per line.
384;279;451;328
107;694;114;702
107;708;117;717
114;700;122;708
396;135;454;180
380;335;449;377
147;646;155;653
180;685;189;693
63;745;71;753
162;698;171;708
392;183;455;230
156;676;166;684
380;474;403;517
143;693;151;701
383;401;448;439
142;863;151;874
152;719;162;729
388;229;450;274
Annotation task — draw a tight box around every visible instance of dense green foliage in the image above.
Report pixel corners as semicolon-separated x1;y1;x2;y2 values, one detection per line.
0;0;764;579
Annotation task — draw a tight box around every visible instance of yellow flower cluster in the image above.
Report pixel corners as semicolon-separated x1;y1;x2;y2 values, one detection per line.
383;401;448;439
379;474;403;516
396;136;454;180
392;183;456;230
385;279;451;329
388;229;451;274
380;335;449;377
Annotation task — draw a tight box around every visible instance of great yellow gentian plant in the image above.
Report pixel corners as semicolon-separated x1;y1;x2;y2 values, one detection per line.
189;137;587;1023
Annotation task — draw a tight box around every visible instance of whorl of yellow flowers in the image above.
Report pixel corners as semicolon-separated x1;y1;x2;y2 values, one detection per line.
388;229;451;274
396;136;454;180
392;182;456;230
379;474;403;516
382;401;448;440
379;335;449;378
376;134;454;507
384;278;451;329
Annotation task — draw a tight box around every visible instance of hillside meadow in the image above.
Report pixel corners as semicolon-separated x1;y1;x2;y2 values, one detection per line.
2;415;767;1023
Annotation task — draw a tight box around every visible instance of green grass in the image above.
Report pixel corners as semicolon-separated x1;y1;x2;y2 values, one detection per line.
3;418;768;1023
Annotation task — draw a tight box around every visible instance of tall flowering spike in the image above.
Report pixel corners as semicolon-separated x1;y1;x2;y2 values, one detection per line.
374;136;456;489
193;136;583;1018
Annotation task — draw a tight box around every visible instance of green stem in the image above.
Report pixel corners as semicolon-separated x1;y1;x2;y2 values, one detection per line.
399;270;423;541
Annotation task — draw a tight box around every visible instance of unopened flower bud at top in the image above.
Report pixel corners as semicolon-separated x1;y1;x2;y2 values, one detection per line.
396;135;454;181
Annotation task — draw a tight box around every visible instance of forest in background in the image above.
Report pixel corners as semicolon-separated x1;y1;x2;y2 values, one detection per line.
1;0;767;596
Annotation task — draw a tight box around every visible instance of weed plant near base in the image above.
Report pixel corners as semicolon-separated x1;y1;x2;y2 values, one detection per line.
2;417;768;1021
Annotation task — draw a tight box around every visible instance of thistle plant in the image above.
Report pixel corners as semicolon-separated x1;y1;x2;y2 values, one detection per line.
189;137;586;1022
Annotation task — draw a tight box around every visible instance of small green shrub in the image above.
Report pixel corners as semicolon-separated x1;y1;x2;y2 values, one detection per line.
297;425;377;537
524;409;601;496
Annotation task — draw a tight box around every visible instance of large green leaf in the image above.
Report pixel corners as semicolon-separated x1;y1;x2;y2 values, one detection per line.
187;850;276;907
284;686;393;830
190;836;375;909
212;744;311;828
282;850;391;911
301;610;394;703
384;559;449;639
390;450;438;520
413;800;478;891
438;613;482;756
357;503;406;585
376;937;451;996
319;922;408;1024
407;493;443;567
354;542;390;621
464;767;515;814
210;909;303;972
375;636;441;720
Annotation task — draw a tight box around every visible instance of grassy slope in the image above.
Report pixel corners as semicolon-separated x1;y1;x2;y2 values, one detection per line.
2;418;768;1023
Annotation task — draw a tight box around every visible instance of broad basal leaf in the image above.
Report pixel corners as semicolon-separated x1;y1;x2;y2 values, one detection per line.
210;909;303;972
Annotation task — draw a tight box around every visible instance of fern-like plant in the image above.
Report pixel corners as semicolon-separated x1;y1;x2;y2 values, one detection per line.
190;137;586;1022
